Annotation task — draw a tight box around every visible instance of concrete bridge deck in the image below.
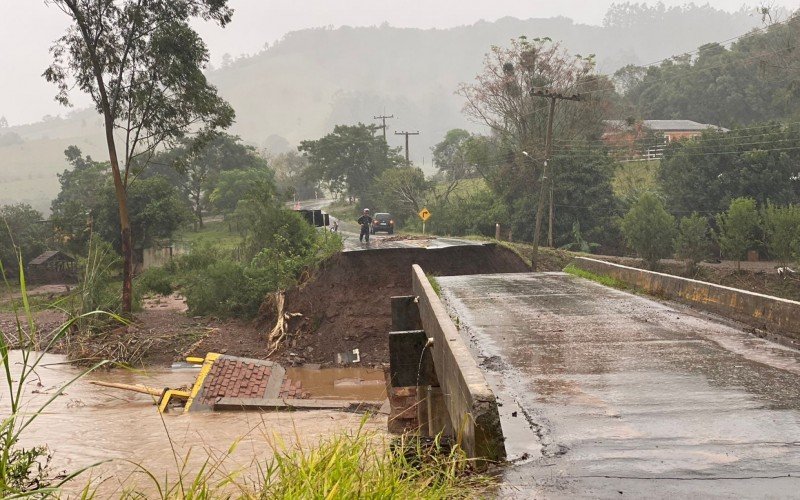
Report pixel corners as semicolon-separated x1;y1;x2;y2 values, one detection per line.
438;272;800;498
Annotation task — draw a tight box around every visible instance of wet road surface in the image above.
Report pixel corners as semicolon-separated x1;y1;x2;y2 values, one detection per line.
294;199;485;252
438;272;800;498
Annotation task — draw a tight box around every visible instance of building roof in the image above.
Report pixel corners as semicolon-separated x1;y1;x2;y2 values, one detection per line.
605;119;729;132
28;251;75;265
643;120;728;132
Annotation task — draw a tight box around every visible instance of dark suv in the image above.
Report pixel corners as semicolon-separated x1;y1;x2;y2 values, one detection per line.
371;213;395;234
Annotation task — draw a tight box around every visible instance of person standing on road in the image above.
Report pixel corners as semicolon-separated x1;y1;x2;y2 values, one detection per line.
357;208;372;243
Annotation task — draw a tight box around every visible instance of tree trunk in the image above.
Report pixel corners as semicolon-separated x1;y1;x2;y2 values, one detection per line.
70;2;133;314
100;94;133;314
194;192;203;230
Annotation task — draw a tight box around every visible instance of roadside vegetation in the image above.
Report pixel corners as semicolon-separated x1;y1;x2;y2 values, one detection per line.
564;263;629;290
1;260;489;498
143;431;493;499
2;2;800;495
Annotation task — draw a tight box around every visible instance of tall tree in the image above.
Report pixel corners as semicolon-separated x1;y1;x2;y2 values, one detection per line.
659;124;800;215
272;151;315;201
44;0;234;313
50;146;109;254
371;166;429;223
210;167;276;215
457;37;614;252
147;133;267;229
457;37;611;155
94;177;191;255
431;129;479;181
0;204;49;274
299;123;403;201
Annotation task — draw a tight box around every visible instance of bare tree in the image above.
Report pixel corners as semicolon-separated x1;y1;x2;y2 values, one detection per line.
457;37;610;156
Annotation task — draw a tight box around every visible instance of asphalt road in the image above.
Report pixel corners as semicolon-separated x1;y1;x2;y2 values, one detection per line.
438;272;800;499
293;199;484;252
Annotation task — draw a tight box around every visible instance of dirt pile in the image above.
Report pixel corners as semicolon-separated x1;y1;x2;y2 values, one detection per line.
263;244;530;366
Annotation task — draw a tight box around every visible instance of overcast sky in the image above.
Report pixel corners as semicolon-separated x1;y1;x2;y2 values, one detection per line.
1;0;795;126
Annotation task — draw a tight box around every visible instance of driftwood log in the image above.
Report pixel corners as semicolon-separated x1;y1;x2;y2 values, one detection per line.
90;380;162;397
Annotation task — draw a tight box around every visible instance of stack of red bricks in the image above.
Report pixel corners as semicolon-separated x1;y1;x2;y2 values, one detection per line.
279;378;310;399
200;357;309;406
201;358;272;405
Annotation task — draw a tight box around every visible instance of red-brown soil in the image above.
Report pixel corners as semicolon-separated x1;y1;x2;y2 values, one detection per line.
2;244;528;368
258;244;530;366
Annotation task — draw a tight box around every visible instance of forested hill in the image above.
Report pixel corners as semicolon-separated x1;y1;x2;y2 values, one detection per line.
209;5;758;154
0;4;759;213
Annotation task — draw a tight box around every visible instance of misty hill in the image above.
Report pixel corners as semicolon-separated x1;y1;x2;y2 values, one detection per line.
0;5;760;213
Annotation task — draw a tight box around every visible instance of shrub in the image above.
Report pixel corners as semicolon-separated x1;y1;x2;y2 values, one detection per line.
135;266;173;296
716;197;760;270
182;259;256;317
621;193;676;269
675;212;711;271
764;203;800;265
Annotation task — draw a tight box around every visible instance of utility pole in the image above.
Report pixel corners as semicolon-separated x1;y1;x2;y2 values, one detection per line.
374;114;394;142
394;130;419;165
530;89;581;269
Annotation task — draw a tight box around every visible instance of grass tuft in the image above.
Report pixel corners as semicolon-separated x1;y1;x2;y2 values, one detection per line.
564;263;628;290
426;274;442;297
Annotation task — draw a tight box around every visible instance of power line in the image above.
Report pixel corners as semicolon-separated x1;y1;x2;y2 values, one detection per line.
394;130;419;165
529;89;583;262
373;114;394;142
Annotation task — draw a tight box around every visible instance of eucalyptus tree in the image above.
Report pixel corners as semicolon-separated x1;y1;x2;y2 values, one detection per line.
44;0;234;313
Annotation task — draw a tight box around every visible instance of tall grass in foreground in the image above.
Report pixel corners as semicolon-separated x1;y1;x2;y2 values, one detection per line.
258;431;491;499
0;255;118;497
117;424;492;499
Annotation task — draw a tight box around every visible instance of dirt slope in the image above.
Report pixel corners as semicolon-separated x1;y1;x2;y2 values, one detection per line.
263;244;530;366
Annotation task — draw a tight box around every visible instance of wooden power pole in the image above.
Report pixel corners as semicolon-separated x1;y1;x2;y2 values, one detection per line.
530;89;581;269
373;114;394;142
394;130;419;165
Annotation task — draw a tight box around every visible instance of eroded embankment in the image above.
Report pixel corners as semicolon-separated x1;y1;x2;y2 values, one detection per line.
263;244;530;366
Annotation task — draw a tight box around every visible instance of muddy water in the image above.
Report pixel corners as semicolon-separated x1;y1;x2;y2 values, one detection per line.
3;352;386;496
286;366;387;401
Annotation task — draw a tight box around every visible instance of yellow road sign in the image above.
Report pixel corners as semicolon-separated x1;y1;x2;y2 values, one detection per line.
418;208;431;221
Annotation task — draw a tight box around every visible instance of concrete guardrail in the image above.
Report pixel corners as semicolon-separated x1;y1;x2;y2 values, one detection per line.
570;257;800;340
410;264;506;461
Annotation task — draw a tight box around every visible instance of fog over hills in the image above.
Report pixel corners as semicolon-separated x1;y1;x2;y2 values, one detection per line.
0;6;760;213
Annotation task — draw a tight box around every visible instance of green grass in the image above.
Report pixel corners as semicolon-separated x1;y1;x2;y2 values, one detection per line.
88;423;493;498
174;220;243;251
325;201;359;222
256;430;492;499
427;274;442;297
564;263;628;290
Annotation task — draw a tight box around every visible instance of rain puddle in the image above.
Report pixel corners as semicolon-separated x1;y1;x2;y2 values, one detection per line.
3;351;387;495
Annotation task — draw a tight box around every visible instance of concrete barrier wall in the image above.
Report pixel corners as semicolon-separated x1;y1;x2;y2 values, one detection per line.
411;264;506;461
571;257;800;340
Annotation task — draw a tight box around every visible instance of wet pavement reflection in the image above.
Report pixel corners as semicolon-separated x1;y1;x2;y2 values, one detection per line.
440;272;800;498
